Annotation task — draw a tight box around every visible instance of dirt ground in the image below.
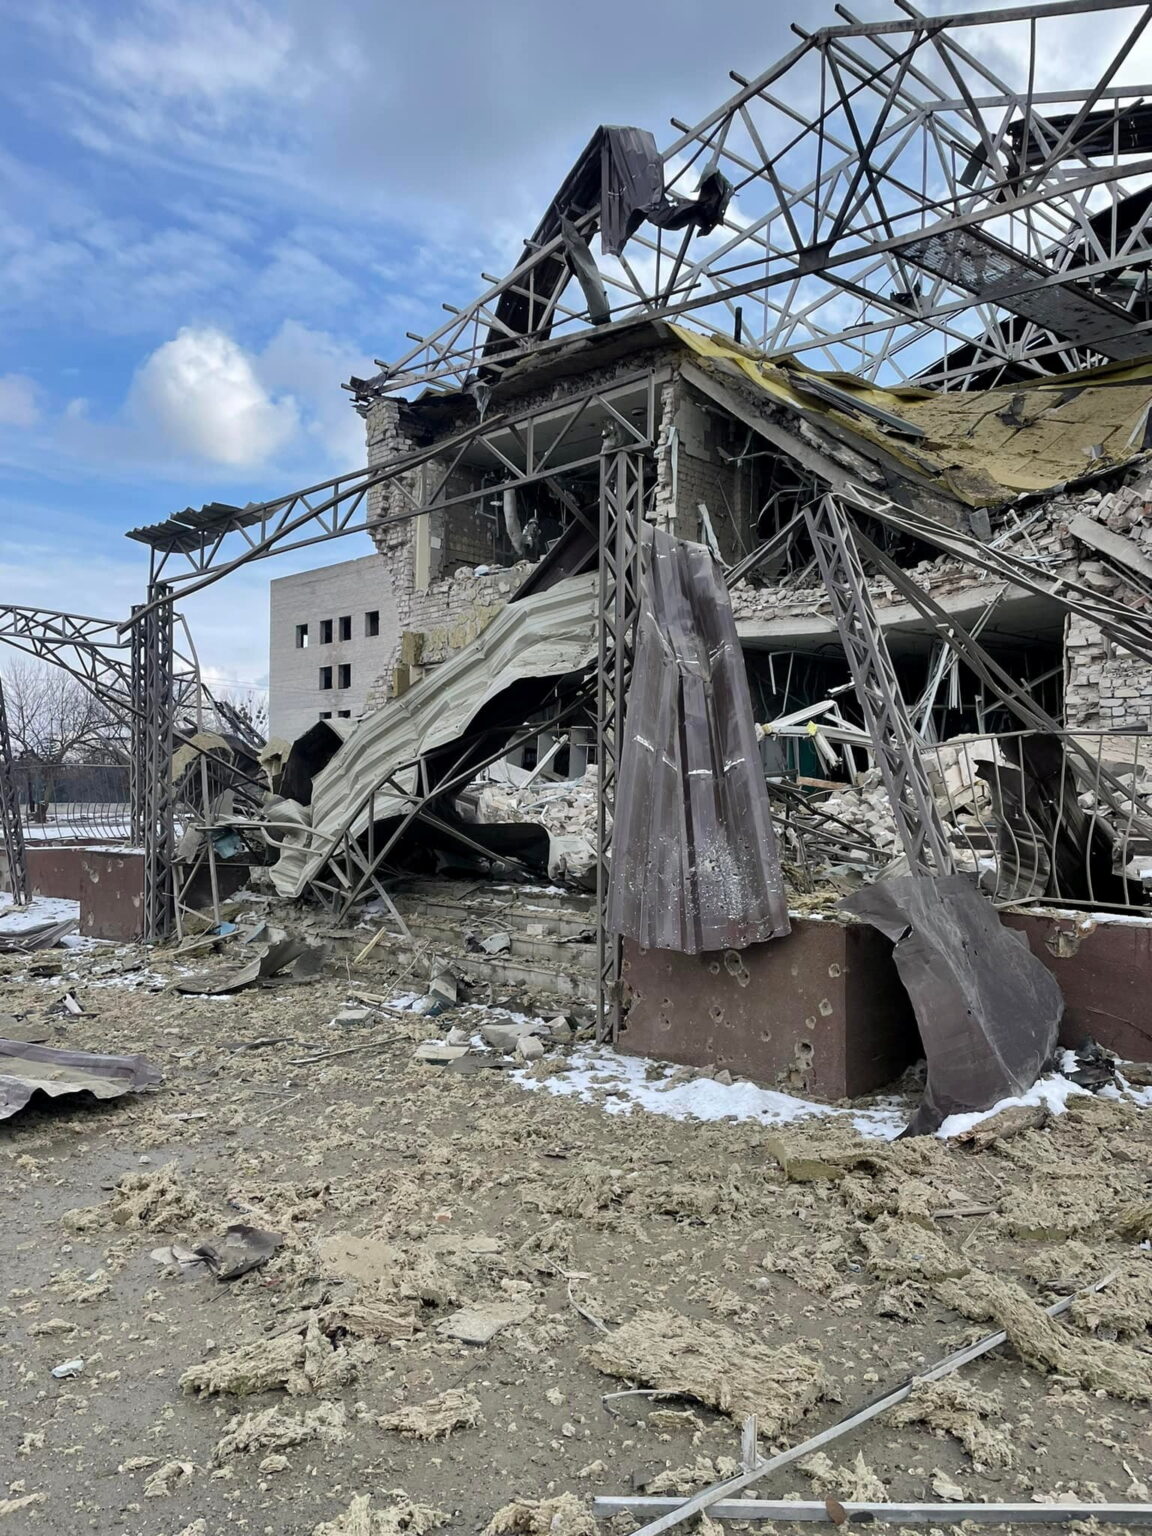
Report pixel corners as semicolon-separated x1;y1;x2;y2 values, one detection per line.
2;920;1152;1536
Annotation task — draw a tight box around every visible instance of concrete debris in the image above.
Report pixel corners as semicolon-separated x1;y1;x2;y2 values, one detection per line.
413;1040;472;1065
311;1492;449;1536
800;1450;889;1501
50;1356;83;1379
180;1316;369;1397
888;1381;1015;1469
515;1033;545;1062
0;1492;47;1515
472;770;600;885
587;1307;826;1432
212;1402;347;1462
376;1388;482;1439
930;1470;967;1502
482;1493;597;1536
435;1298;534;1344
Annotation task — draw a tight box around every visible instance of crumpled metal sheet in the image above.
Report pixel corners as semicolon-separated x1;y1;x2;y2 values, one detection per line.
608;527;790;954
842;875;1062;1136
0;1040;162;1120
0;916;78;953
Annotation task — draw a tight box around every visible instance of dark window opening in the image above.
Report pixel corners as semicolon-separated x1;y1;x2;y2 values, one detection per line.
295;623;309;648
320;618;333;645
319;711;332;719
338;615;352;642
337;709;351;718
365;610;380;637
337;663;352;689
319;666;333;690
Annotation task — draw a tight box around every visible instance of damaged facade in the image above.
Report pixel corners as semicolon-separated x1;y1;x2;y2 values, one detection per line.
10;0;1152;1135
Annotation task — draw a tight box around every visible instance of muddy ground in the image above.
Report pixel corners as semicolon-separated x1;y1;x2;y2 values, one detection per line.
2;922;1152;1536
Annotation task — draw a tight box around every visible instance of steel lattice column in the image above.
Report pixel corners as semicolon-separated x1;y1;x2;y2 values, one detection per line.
804;494;953;876
595;437;645;1043
132;586;177;941
0;673;29;905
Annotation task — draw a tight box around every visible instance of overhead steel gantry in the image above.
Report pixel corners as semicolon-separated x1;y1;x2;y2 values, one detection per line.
345;0;1152;401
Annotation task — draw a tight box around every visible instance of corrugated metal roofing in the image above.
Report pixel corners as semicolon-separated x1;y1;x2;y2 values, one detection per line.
608;528;790;953
269;573;599;898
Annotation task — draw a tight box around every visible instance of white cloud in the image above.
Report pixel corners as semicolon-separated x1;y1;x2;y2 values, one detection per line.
0;374;38;427
128;325;299;468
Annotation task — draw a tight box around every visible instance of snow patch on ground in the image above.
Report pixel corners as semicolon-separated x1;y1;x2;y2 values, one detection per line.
0;893;81;932
511;1045;908;1139
935;1072;1093;1138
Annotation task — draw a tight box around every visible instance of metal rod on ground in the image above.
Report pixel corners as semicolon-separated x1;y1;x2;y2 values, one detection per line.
621;1273;1116;1536
595;1500;1152;1525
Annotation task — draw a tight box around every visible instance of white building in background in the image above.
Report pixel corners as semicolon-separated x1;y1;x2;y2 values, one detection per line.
267;552;398;741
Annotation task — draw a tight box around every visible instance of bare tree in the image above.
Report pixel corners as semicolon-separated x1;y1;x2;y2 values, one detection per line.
1;657;128;818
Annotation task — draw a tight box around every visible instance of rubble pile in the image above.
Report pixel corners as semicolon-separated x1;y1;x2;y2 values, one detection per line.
468;767;600;885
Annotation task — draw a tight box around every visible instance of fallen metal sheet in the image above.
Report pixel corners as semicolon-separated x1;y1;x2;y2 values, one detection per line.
0;1039;162;1120
175;930;324;995
269;573;599;899
609;527;789;953
153;1224;283;1282
0;916;78;952
842;875;1062;1136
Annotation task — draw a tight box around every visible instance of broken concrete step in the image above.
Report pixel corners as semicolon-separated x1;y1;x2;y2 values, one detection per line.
359;933;596;1005
388;913;594;969
392;895;594;941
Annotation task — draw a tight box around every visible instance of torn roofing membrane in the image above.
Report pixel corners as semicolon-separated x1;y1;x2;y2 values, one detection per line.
670;325;1152;506
0;1040;162;1120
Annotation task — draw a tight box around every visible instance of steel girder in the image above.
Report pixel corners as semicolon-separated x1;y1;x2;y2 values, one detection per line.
804;493;954;875
359;1;1152;397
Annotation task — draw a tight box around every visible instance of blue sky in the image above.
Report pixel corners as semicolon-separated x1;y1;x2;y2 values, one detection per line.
0;0;1134;691
0;0;830;691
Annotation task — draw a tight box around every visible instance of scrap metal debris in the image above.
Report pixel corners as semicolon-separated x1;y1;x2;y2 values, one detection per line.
843;876;1062;1134
0;915;78;952
176;926;325;994
0;1039;161;1120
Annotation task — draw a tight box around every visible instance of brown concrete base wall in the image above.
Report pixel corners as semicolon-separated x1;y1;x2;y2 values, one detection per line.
27;846;88;903
1002;911;1152;1062
80;850;145;942
620;917;920;1101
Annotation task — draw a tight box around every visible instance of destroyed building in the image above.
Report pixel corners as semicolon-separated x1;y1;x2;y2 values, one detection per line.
9;0;1152;1132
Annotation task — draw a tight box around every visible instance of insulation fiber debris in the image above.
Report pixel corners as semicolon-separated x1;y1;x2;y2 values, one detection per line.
312;1492;449;1536
1067;1258;1152;1338
586;1306;826;1431
799;1450;888;1501
212;1402;347;1462
483;1493;597;1536
859;1213;968;1282
180;1316;367;1398
376;1388;482;1440
933;1271;1152;1400
645;1457;740;1495
1000;1175;1111;1240
887;1381;1014;1468
66;1161;212;1233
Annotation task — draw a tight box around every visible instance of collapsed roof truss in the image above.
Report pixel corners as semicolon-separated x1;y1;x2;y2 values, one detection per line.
360;0;1152;398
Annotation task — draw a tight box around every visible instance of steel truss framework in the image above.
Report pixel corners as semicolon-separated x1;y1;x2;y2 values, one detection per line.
358;0;1152;398
119;374;660;942
805;494;955;873
596;442;646;1042
0;673;29;905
